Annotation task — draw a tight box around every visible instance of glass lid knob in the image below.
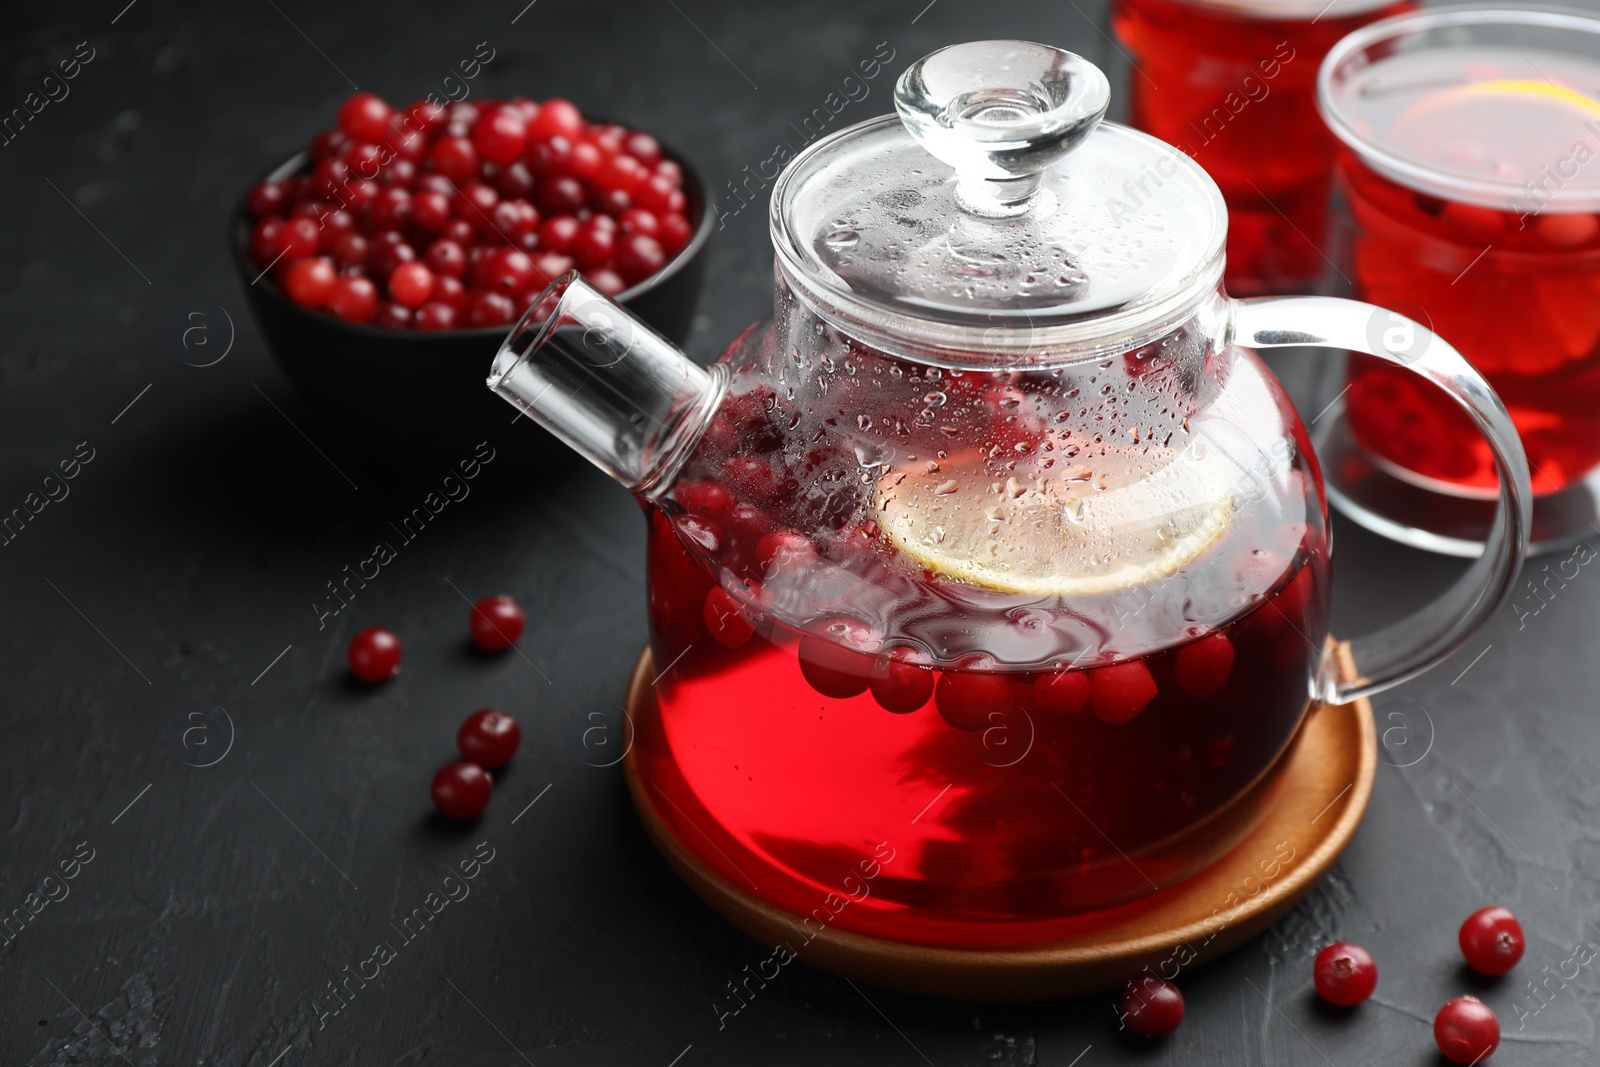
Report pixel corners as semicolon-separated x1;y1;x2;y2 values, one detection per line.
894;41;1110;218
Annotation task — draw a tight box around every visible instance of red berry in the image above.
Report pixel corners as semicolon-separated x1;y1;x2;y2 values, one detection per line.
634;175;676;214
797;620;877;698
457;708;521;768
431;761;492;820
1434;997;1499;1064
473;104;527;164
721;455;780;504
536;176;586;216
373;301;412;329
247;181;288;217
309;128;347;161
527;98;583;142
870;651;934;714
250;218;284;266
1459;906;1525;976
654;159;684;186
368;235;416;279
703;586;755;648
538;214;581;254
491;161;537;200
675;481;732;519
275;216;321;260
424;238;467;278
659;212;693;254
619;208;660;238
624;132;661;165
464;290;516;328
411;188;452;232
433;274;465;308
1535;211;1599;248
1032;669;1090;715
430;136;479;184
595;153;643;195
343;178;380;211
1313;942;1378;1006
477;247;539;296
1119;976;1184;1037
399;98;446;136
311;155;350;199
379;156;418;186
1089;661;1158;724
935;671;1013;731
387;261;434;308
530;252;573;287
364;187;409;230
1174;632;1235;698
469;594;526;651
415;301;458;331
754;529;817;575
337;92;394;144
284;255;337;308
589;268;627;296
571;218;616;269
326;275;378;323
452;180;499;227
524;134;573;178
348;626;401;682
568;140;603;182
614;232;666;284
331;231;368;271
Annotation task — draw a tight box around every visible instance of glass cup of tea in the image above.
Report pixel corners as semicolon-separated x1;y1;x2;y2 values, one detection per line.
1111;0;1416;296
1317;6;1600;555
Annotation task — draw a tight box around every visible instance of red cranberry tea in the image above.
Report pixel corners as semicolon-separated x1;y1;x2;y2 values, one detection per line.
1112;0;1413;295
1327;46;1600;496
632;328;1331;949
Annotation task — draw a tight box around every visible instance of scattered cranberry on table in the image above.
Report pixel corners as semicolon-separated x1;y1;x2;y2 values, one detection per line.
1118;976;1184;1037
347;626;402;682
1434;996;1500;1063
431;761;492;820
1459;905;1525;977
246;93;693;326
1312;942;1378;1006
457;708;522;769
469;594;526;651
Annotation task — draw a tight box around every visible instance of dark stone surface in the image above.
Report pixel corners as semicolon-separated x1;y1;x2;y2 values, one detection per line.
2;0;1597;1063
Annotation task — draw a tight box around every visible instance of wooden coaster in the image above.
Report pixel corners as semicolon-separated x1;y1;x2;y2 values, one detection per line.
622;644;1376;1000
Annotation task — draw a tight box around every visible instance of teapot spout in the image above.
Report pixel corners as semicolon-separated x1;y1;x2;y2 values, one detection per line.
487;272;726;496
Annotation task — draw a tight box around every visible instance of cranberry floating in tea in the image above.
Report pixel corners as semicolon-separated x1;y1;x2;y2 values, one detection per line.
486;42;1530;986
1318;7;1600;555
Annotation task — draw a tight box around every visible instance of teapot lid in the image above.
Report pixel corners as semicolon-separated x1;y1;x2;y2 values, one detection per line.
771;41;1228;367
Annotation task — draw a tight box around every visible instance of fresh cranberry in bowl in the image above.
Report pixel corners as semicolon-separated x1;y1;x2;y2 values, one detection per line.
233;91;711;450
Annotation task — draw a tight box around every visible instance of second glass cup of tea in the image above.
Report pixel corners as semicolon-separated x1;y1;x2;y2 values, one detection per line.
1318;6;1600;555
1112;0;1415;296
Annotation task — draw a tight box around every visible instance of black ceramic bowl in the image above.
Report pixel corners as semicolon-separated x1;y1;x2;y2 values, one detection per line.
231;138;714;451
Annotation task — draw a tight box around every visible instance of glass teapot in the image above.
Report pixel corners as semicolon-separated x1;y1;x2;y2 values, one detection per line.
488;42;1530;946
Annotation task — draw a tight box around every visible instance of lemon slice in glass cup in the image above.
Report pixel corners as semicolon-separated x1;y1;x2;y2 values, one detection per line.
876;449;1236;598
1388;78;1600;188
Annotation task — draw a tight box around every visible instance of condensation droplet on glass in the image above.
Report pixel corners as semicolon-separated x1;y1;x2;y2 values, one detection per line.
854;441;887;468
824;227;860;250
924;391;947;408
934;479;960;496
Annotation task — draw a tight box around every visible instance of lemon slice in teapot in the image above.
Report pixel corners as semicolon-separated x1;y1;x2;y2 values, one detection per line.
876;450;1234;598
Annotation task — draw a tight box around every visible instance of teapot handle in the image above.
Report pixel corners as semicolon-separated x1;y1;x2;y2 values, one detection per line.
1229;296;1532;705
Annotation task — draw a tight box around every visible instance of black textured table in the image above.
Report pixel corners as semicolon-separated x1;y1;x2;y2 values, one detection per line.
5;1;1599;1064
